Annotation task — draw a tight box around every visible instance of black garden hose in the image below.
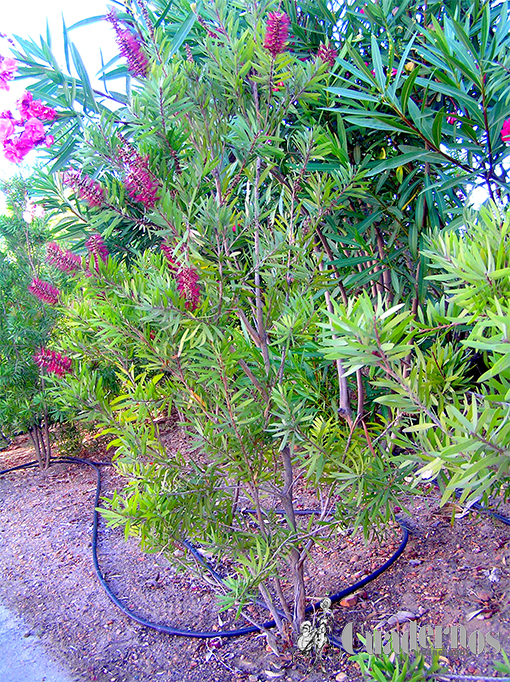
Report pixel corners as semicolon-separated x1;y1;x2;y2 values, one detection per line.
2;455;410;643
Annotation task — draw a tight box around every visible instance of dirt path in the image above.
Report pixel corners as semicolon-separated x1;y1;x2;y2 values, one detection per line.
1;432;510;681
0;602;73;682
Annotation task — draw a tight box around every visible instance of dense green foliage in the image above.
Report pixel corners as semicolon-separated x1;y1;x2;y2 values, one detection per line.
4;0;510;643
0;178;57;465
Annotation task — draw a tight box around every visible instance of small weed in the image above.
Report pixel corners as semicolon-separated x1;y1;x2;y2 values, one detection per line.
350;650;443;682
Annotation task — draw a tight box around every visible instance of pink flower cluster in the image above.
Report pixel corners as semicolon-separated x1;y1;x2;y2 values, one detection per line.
106;10;149;79
118;139;160;208
86;233;109;271
263;12;290;58
177;267;200;310
0;91;56;163
17;91;56;123
0;53;17;91
502;119;510;144
46;242;81;273
161;241;200;310
33;348;72;377
160;241;177;270
63;170;105;208
28;278;60;306
317;44;338;68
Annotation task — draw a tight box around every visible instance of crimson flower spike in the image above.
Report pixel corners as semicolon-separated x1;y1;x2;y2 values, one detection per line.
86;233;109;272
33;348;72;377
176;267;200;310
117;138;160;208
46;242;81;273
263;12;290;58
63;170;105;208
106;10;149;79
317;44;338;68
28;279;60;306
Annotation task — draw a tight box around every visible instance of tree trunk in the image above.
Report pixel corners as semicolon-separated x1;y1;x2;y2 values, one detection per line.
28;425;42;467
280;445;306;633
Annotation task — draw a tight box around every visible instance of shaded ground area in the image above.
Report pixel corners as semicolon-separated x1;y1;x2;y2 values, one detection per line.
1;430;510;681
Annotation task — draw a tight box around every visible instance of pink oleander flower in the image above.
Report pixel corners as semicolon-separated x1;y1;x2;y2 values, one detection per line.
263;12;290;58
46;242;81;273
0;55;17;91
117;140;160;208
317;44;338;68
22;117;46;144
502;119;510;144
176;267;200;310
63;170;105;208
33;348;72;377
3;135;37;162
0;117;14;143
106;10;149;79
85;233;109;271
28;279;60;305
2;111;56;163
17;91;57;123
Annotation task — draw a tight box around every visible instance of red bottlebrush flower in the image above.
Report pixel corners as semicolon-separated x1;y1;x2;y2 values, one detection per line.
0;55;17;91
33;348;72;377
176;267;200;310
185;44;194;63
117;139;160;208
46;242;81;273
106;10;149;78
63;170;104;208
85;233;109;271
160;241;177;270
317;44;338;68
28;279;60;305
502;119;510;144
17;91;57;123
263;12;290;58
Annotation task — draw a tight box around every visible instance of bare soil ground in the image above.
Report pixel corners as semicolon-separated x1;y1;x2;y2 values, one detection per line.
1;427;510;682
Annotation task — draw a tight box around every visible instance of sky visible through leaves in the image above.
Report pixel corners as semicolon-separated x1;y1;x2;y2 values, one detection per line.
0;0;117;190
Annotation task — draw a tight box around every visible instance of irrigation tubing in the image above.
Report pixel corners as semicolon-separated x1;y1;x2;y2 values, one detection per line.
0;454;420;645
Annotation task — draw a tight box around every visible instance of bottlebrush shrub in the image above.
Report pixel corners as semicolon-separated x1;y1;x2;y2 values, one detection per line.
20;0;414;636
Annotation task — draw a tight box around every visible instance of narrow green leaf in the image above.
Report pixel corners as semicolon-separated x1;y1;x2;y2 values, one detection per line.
155;0;174;28
432;108;444;148
400;66;418;115
327;87;380;103
169;11;196;57
370;34;385;88
70;42;97;111
68;15;107;31
62;14;71;74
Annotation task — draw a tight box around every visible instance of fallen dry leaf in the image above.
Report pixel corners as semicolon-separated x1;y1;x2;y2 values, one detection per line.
339;594;358;608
